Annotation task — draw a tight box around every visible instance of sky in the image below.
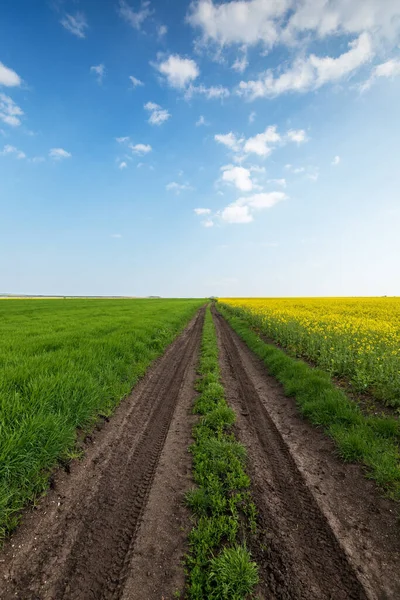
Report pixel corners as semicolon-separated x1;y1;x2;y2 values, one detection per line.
1;0;400;298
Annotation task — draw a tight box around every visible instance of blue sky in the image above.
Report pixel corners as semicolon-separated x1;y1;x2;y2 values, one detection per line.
1;0;400;297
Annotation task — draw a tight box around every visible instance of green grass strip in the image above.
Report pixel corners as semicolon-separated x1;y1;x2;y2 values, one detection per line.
217;303;400;502
186;306;259;600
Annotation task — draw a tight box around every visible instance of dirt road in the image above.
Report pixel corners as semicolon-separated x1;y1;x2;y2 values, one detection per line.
213;307;400;600
0;309;204;600
1;305;399;600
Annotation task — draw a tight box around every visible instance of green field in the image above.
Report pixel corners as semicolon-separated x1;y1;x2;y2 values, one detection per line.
0;298;203;539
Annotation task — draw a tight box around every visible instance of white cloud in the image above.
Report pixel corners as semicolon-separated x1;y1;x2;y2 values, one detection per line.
244;125;281;156
194;207;211;215
232;54;248;73
202;219;214;227
111;234;122;238
188;0;400;50
129;75;144;87
185;84;230;100
187;0;287;48
268;178;286;187
221;204;253;224
90;64;105;84
49;148;71;160
119;161;128;169
116;136;130;143
221;164;253;191
30;156;45;164
239;32;374;99
284;0;400;45
361;58;400;90
287;129;307;143
239;191;286;209
332;155;341;166
144;101;171;125
1;144;25;159
118;0;153;30
60;12;88;38
215;132;243;152
249;111;256;124
156;54;199;89
129;143;152;154
0;62;22;87
166;181;193;193
0;93;23;127
215;124;306;161
196;115;209;126
221;190;286;224
158;24;168;37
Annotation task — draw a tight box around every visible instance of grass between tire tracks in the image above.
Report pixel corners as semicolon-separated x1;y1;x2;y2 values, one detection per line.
185;306;259;600
217;303;400;502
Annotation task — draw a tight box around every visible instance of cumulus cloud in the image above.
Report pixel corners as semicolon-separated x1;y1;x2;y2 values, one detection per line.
49;148;71;160
0;93;23;126
144;101;171;125
215;132;243;152
332;155;341;165
238;32;373;99
194;207;211;215
118;0;153;30
187;0;400;50
287;129;307;143
1;144;25;159
129;142;152;154
244;126;281;156
248;111;256;124
202;218;214;227
221;191;286;224
215;125;307;161
221;165;253;191
0;62;22;87
90;64;105;84
156;54;199;88
129;75;144;87
119;161;128;169
221;204;253;224
187;0;287;48
60;12;88;38
116;136;130;143
158;24;168;37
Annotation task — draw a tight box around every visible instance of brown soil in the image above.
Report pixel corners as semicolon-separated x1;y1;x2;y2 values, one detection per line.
213;307;400;600
0;309;204;600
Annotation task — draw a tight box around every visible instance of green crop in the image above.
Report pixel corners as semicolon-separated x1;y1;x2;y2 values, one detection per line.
0;298;203;540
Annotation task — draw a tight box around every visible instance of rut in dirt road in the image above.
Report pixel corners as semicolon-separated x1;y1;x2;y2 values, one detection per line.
0;308;204;600
213;307;372;600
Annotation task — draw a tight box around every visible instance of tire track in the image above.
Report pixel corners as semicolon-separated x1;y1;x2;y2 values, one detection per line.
0;308;204;600
213;307;369;600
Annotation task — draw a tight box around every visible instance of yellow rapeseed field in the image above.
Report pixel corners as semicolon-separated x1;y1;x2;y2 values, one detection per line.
219;298;400;407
